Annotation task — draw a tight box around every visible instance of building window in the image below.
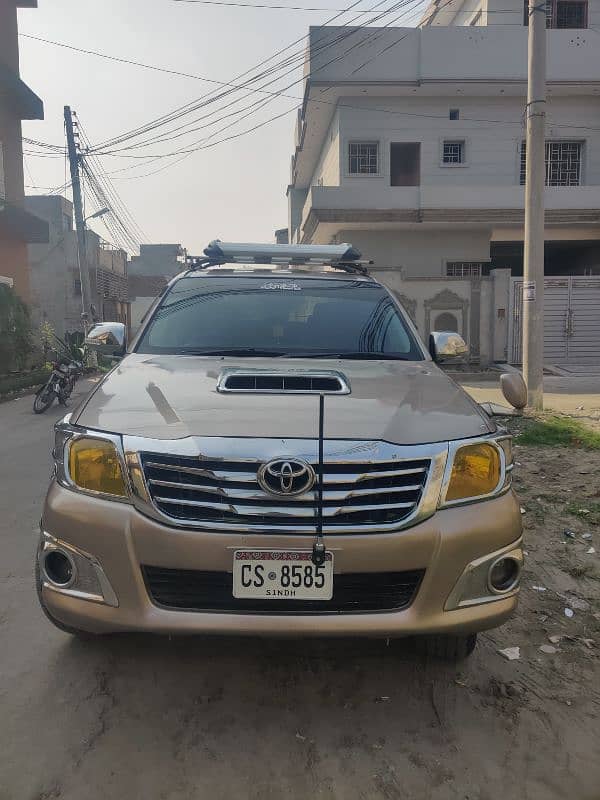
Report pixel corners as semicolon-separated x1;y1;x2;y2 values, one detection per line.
348;142;379;175
73;278;82;296
442;140;466;165
524;0;587;28
520;140;583;186
446;262;483;277
555;0;587;27
390;142;420;186
449;109;460;121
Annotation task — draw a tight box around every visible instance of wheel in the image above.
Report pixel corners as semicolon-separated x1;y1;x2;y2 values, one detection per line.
35;558;96;638
417;633;477;661
33;385;55;414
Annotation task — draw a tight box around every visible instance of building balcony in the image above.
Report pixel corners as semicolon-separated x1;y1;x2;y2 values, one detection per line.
300;184;600;240
306;27;599;89
0;62;43;120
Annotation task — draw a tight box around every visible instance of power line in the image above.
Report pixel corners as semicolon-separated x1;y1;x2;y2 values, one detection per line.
20;2;428;161
21;21;600;162
173;0;536;11
72;0;378;151
173;0;395;9
88;0;436;152
21;12;600;185
78;118;148;233
91;0;429;160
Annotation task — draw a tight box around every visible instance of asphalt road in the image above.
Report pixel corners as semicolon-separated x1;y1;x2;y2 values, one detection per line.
0;381;596;800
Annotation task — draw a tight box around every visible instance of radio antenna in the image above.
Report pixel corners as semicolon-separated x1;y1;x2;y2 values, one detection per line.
312;394;326;567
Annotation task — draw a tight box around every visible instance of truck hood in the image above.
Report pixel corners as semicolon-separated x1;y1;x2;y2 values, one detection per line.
74;354;495;445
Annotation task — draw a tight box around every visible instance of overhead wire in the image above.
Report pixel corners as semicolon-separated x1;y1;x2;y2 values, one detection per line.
17;0;528;164
86;0;421;153
20;3;600;187
90;0;427;170
77;118;150;245
79;0;372;152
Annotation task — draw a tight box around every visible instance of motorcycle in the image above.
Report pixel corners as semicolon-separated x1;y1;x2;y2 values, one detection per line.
33;355;84;414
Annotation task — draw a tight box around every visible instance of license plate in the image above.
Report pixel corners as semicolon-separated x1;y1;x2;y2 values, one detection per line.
233;550;334;601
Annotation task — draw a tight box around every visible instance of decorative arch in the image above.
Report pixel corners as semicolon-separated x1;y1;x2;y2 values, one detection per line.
433;311;459;332
424;289;469;340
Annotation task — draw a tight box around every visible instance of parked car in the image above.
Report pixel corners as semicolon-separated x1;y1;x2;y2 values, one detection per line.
36;241;523;658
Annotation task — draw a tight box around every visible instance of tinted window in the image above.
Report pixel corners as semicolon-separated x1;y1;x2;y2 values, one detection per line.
136;277;422;360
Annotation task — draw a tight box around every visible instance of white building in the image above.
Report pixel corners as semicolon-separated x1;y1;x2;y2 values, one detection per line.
128;244;187;332
287;6;600;364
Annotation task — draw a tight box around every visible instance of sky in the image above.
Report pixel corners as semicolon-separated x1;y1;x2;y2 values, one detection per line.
18;0;426;256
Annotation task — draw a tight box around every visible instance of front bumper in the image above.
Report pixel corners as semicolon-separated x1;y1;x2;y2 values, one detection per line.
40;481;522;636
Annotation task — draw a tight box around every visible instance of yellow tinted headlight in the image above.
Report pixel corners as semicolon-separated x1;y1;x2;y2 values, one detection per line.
445;443;501;502
68;437;127;497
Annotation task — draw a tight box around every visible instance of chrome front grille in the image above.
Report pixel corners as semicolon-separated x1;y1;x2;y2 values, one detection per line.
139;451;431;531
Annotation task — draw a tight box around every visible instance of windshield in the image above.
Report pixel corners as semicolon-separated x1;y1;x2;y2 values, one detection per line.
135;276;423;360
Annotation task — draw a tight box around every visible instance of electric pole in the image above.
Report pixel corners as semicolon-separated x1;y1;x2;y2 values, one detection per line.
64;105;94;333
522;1;546;410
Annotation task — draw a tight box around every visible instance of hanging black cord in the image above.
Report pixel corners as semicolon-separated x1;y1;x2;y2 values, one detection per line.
312;394;326;567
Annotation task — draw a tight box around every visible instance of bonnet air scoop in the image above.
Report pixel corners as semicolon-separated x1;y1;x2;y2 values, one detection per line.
217;369;350;395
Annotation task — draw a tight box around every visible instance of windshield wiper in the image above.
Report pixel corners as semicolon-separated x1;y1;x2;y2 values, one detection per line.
174;347;290;357
286;351;412;361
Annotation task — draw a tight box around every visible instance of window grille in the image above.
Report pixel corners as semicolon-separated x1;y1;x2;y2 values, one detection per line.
446;262;483;277
348;142;379;175
520;141;582;186
442;141;465;165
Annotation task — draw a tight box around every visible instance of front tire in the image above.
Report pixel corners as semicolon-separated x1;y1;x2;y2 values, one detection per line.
33;385;55;414
417;633;477;661
35;558;96;638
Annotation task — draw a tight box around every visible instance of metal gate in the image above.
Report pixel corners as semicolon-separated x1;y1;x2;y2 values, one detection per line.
509;276;600;364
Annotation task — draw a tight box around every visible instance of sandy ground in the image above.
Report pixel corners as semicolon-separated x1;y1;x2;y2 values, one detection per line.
461;375;600;423
0;383;599;799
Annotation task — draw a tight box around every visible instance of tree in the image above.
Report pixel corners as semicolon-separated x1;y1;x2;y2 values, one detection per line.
0;285;33;373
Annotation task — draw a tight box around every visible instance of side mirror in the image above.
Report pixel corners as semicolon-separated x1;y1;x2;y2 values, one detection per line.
85;322;127;359
501;371;527;409
429;331;468;363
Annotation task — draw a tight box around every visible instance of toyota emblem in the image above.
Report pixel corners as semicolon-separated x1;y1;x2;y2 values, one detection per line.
258;458;316;496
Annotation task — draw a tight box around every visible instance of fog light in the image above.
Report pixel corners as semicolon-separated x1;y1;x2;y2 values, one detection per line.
488;557;520;593
39;532;119;607
44;549;75;587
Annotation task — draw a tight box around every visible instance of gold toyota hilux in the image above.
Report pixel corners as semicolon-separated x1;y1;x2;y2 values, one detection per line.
37;242;523;659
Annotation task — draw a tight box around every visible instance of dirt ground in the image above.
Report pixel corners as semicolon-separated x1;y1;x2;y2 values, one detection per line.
1;389;600;799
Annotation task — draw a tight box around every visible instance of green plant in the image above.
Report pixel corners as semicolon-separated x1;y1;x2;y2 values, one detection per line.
0;284;33;373
0;366;51;397
38;320;56;362
516;415;600;450
565;501;600;526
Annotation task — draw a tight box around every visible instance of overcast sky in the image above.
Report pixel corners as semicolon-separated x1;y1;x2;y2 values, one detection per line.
18;0;425;255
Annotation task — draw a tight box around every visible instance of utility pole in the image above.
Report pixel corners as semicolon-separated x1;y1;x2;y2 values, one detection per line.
64;105;94;333
522;1;546;410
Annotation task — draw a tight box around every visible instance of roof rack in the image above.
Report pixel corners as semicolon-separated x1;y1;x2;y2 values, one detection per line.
185;241;372;275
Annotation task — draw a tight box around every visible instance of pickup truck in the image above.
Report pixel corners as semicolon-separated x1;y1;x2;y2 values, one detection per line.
37;241;523;659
